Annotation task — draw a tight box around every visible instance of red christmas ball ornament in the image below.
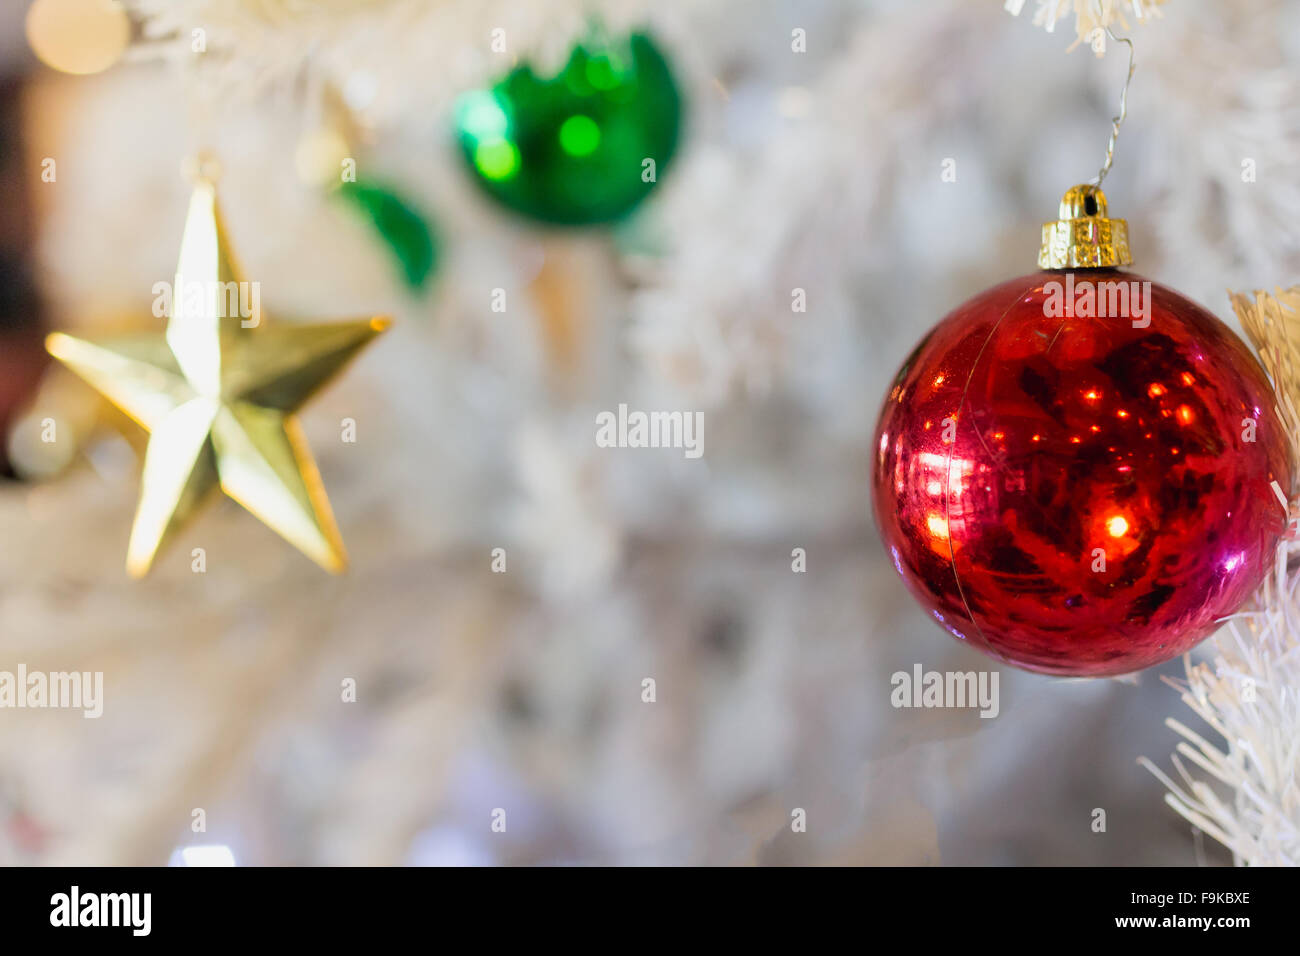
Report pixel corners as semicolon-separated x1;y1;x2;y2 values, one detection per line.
872;185;1293;676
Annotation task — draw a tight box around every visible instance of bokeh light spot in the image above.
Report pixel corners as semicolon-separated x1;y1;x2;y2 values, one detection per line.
559;115;601;156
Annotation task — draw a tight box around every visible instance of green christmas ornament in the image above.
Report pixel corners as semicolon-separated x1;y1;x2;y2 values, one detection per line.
455;32;683;226
338;179;438;291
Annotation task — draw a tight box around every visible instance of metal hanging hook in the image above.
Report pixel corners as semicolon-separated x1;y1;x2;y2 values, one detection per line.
1092;25;1136;187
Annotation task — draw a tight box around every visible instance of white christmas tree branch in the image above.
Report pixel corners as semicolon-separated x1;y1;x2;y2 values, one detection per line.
1005;0;1166;53
1141;551;1300;864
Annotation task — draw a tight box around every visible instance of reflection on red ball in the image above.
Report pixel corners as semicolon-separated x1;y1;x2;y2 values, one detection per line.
871;270;1292;676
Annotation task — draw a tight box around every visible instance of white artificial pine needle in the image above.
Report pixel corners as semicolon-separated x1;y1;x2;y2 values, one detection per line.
1142;543;1300;865
1005;0;1165;51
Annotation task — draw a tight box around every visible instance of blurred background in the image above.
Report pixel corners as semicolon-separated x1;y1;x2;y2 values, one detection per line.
1;0;1297;865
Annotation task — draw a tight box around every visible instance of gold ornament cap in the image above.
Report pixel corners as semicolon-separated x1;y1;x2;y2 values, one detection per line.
1037;184;1132;269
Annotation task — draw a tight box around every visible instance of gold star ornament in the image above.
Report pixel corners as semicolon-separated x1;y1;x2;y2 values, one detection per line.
47;177;390;577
